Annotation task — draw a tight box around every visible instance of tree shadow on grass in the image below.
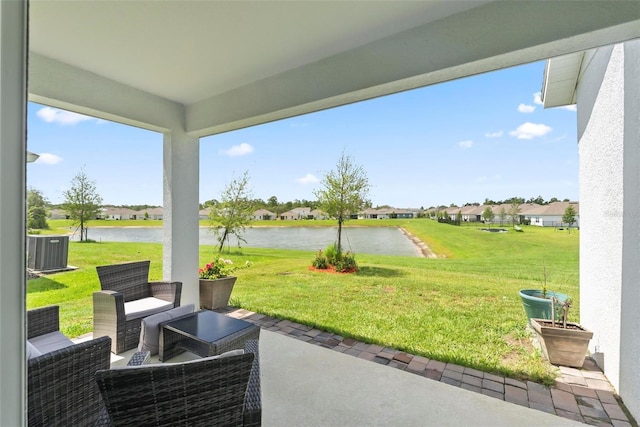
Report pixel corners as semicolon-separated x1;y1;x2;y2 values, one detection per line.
356;266;406;278
27;277;67;293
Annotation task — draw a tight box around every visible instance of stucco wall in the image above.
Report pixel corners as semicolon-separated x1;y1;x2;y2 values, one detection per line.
578;41;640;420
578;44;623;389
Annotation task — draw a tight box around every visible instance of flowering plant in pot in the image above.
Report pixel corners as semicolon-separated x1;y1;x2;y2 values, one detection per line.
198;257;250;309
531;297;593;368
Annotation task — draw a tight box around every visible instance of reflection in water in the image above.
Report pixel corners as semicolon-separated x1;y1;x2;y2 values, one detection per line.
70;226;420;257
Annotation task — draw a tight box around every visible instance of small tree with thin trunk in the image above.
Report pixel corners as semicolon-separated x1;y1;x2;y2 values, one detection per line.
314;152;370;255
562;205;577;234
62;169;102;241
509;202;521;227
483;206;495;227
209;171;254;253
499;206;507;226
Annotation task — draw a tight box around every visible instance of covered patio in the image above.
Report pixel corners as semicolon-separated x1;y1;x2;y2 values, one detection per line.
2;1;640;424
104;308;599;426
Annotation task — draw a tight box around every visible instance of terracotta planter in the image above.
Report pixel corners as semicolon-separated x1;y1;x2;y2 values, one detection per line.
199;276;237;310
531;318;593;368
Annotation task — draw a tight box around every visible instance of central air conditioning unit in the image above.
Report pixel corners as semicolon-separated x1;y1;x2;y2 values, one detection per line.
27;235;69;272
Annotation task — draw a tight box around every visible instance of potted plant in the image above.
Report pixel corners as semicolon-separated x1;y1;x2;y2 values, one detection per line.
519;263;569;322
531;298;593;368
198;257;250;310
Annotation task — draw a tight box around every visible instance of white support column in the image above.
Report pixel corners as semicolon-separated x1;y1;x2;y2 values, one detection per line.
579;43;624;390
0;1;27;425
578;41;640;421
163;130;200;307
619;39;640;420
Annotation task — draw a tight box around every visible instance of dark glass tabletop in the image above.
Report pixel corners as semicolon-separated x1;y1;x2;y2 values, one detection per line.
164;310;253;342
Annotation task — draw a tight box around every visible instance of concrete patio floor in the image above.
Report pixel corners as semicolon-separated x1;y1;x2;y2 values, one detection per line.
110;329;582;427
102;300;640;427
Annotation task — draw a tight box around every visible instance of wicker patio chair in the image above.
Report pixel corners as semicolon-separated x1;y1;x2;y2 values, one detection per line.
93;260;182;354
27;306;112;427
95;340;261;426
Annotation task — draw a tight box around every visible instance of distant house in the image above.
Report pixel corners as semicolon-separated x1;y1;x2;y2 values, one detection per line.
359;208;390;219
490;203;514;224
390;208;416;219
309;209;329;220
358;207;416;219
522;201;580;227
280;207;312;220
198;208;211;220
253;208;275;220
460;205;483;222
138;207;163;220
49;208;68;219
444;206;460;221
101;207;140;220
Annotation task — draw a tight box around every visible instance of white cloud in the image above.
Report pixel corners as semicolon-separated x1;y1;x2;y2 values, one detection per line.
222;143;254;157
561;105;577;112
35;153;63;165
485;131;503;138
296;173;319;185
458;140;473;149
509;122;552;140
36;107;95;125
518;104;535;113
533;92;543;105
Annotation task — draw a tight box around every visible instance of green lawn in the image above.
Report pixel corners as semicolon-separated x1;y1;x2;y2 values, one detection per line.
28;219;578;384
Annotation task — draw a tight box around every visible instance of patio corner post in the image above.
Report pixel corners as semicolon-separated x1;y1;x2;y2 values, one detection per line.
163;130;200;307
619;39;640;420
577;41;640;421
0;0;27;425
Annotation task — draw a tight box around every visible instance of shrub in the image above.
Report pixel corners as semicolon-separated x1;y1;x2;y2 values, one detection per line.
311;246;358;273
312;250;329;269
334;251;358;272
323;243;340;266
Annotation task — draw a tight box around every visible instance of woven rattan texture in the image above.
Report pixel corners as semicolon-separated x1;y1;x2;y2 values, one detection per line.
96;352;254;426
27;306;112;427
94;260;182;354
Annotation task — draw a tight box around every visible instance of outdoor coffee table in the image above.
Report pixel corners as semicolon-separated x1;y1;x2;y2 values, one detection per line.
159;310;260;362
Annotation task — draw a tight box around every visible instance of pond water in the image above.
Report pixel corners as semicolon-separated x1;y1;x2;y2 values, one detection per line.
71;226;421;257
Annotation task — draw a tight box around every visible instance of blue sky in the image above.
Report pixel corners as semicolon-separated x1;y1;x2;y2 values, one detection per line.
27;60;577;209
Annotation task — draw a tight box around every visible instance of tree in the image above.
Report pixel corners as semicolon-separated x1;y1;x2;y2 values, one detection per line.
27;187;49;230
526;195;546;205
314;152;370;255
455;210;462;225
209;171;254;252
482;206;495;226
563;205;577;233
509;201;522;226
498;206;507;225
62;169;102;241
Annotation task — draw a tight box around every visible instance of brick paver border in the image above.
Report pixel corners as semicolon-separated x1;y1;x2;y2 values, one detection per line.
220;308;636;426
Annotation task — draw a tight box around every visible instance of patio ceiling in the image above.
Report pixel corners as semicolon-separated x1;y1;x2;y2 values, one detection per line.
28;1;640;136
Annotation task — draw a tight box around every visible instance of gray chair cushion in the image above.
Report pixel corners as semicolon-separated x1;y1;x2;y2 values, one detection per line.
29;331;74;355
137;304;195;355
124;297;174;321
26;340;42;359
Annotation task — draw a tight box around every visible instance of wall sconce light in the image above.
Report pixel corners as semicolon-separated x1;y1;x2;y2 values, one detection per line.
27;151;40;163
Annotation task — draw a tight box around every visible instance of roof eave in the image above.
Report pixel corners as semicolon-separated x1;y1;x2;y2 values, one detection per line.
541;51;585;108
